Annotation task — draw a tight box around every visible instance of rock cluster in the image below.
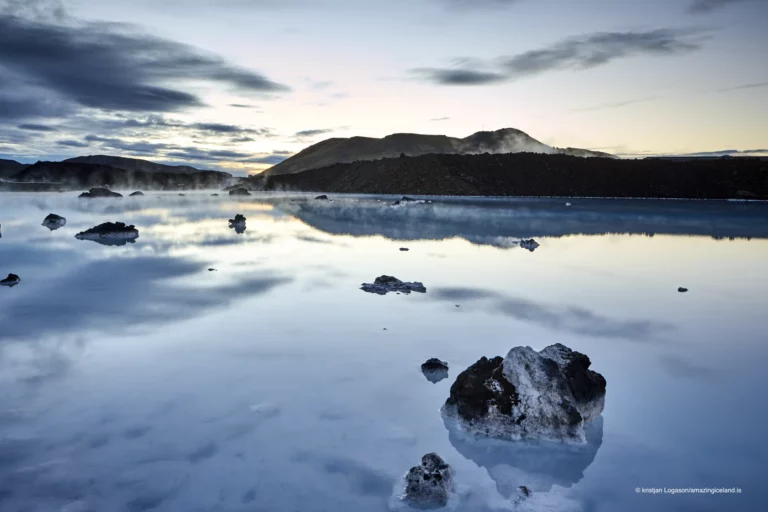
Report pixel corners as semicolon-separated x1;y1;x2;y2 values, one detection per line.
229;187;251;196
228;214;247;234
403;453;455;508
443;343;606;443
78;187;122;198
75;222;139;245
360;275;426;295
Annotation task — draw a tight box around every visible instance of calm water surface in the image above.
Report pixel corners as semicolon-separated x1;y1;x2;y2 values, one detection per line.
1;192;767;512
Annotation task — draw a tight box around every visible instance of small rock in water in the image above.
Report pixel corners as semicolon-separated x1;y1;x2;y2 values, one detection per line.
211;193;219;196
129;191;144;196
402;453;455;508
228;213;247;234
208;268;217;272
0;273;21;287
519;239;540;252
75;222;139;246
229;187;251;196
78;187;122;198
42;213;66;230
361;275;426;295
314;194;329;200
443;343;606;443
455;304;460;308
399;247;409;251
678;287;688;293
422;358;450;384
178;193;185;196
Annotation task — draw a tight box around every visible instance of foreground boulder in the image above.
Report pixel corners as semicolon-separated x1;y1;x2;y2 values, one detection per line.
422;358;449;384
42;213;67;230
78;187;122;198
361;275;426;295
229;187;251;196
75;222;139;246
0;273;20;287
401;453;455;508
129;191;144;196
443;343;606;443
519;239;539;252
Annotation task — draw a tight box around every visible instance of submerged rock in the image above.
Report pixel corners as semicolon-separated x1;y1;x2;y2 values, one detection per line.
422;358;450;384
361;275;426;295
75;222;139;246
443;343;606;443
211;193;219;196
314;194;329;200
229;187;251;196
42;213;67;230
129;191;144;196
178;193;185;196
391;196;427;207
0;273;20;287
400;247;409;251
228;214;247;234
402;453;455;508
678;287;688;293
519;239;539;252
78;187;122;198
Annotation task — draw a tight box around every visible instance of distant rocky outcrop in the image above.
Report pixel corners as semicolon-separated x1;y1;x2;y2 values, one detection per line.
443;343;606;443
42;213;67;230
129;191;144;196
0;158;27;179
360;275;426;295
79;187;123;198
0;273;21;287
75;222;139;245
400;453;455;509
229;187;251;196
264;152;768;199
255;128;613;179
65;155;213;175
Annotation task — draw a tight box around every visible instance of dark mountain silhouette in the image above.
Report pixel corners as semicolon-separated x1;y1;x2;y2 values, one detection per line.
9;161;232;190
64;155;212;175
264;152;768;200
0;158;27;179
256;128;612;178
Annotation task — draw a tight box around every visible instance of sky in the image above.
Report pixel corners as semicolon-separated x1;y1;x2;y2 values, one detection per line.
0;0;766;175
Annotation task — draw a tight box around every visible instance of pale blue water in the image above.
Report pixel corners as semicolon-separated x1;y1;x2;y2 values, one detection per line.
1;192;766;512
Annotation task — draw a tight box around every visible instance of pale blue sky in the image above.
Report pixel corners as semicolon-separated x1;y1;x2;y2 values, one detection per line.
1;0;766;174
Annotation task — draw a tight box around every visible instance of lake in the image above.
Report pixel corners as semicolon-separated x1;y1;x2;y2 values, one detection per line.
1;192;766;512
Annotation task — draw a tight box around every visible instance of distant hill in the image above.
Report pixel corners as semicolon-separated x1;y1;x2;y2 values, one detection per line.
11;161;232;190
64;155;211;175
257;128;613;178
264;152;768;200
0;158;27;179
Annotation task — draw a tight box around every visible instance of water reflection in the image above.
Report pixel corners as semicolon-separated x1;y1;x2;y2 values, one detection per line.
280;197;768;246
445;416;603;496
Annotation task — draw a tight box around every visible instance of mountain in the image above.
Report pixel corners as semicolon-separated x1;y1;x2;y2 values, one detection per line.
258;128;613;178
11;161;232;190
264;152;768;200
64;155;211;175
0;158;27;179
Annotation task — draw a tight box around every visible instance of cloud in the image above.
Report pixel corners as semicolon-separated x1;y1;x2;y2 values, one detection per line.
718;81;768;92
231;136;255;143
56;139;89;148
239;154;290;165
84;135;174;155
442;0;521;9
430;117;450;121
668;148;768;157
414;29;703;86
572;96;660;112
430;287;673;342
295;129;333;137
0;13;289;115
229;103;258;108
688;0;759;13
17;123;57;131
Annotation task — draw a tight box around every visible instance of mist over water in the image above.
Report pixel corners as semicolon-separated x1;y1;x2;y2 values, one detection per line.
0;192;766;511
